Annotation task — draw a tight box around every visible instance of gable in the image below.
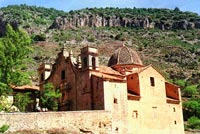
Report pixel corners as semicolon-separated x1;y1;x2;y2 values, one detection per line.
138;65;165;80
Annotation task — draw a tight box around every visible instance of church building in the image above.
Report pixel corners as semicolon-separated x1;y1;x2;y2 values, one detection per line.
38;44;184;134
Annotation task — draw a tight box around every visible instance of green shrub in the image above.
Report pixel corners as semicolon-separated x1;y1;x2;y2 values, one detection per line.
87;35;95;42
183;100;200;120
174;79;186;88
0;124;9;133
33;34;46;41
40;83;61;111
14;92;32;112
183;85;198;97
188;116;200;129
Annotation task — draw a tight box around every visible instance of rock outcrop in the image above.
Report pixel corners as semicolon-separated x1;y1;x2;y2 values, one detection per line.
50;14;200;30
49;15;151;30
0;12;18;37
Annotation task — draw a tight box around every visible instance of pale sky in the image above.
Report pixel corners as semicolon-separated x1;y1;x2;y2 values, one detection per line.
0;0;200;15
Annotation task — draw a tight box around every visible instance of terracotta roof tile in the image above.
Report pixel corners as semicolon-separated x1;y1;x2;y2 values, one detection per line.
98;66;123;76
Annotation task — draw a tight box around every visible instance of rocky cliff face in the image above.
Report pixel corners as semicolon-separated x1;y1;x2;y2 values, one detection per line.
49;15;151;29
50;15;200;30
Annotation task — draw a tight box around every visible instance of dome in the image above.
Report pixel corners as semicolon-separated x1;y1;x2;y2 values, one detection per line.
108;46;143;67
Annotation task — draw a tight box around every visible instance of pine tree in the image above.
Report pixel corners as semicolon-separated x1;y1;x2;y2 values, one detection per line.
0;24;32;96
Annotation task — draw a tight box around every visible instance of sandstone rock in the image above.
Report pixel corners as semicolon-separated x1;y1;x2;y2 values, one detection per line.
188;22;195;29
195;21;200;28
49;15;151;30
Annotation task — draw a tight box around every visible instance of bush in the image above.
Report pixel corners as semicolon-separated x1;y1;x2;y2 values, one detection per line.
40;83;61;111
182;85;198;97
174;79;186;88
0;124;9;133
115;33;126;41
87;35;95;42
0;96;13;112
33;34;46;41
188;116;200;129
183;100;200;120
14;92;32;112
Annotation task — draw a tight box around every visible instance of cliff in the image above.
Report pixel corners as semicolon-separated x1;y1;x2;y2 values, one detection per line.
50;14;200;30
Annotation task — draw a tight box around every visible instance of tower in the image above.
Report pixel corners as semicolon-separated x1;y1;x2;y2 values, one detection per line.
80;46;99;70
38;63;51;85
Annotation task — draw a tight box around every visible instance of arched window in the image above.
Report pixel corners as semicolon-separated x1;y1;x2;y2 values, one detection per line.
92;57;96;69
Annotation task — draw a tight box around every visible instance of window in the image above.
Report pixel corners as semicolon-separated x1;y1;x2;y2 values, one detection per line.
41;73;44;81
150;77;155;86
173;107;176;112
132;110;138;118
61;70;65;80
92;57;96;69
114;98;118;104
174;120;177;124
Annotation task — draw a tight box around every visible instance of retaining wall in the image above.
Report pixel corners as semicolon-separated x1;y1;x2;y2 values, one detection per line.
0;111;112;133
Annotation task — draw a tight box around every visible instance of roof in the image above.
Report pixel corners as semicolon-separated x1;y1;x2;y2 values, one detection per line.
12;85;39;91
98;66;123;76
165;81;180;88
126;64;165;78
91;72;125;81
91;66;125;81
108;45;143;67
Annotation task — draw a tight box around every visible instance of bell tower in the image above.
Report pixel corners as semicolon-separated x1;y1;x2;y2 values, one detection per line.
38;63;51;85
80;46;99;70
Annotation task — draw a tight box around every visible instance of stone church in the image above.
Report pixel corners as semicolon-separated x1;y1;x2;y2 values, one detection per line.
38;44;184;134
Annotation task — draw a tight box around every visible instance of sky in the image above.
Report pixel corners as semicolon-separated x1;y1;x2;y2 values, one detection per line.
0;0;200;15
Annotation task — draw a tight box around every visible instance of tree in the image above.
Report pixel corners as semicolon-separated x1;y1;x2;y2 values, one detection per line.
40;83;61;111
174;7;180;12
0;24;32;96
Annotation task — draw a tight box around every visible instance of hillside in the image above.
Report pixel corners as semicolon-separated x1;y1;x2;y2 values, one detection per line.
0;5;200;130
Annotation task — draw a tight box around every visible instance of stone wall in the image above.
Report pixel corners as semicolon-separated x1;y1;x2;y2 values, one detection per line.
0;111;112;134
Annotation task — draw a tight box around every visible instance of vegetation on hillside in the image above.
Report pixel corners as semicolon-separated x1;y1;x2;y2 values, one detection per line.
1;4;65;26
67;7;200;21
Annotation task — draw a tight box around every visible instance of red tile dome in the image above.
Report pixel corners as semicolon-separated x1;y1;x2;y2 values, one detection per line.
108;45;143;67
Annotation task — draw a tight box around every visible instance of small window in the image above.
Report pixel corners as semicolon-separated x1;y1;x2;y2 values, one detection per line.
173;107;176;112
41;73;44;81
132;110;138;118
130;76;133;80
92;57;96;69
114;98;118;104
174;120;177;124
150;77;155;86
61;70;65;80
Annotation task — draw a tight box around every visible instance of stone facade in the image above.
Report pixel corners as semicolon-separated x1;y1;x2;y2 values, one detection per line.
38;44;185;134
